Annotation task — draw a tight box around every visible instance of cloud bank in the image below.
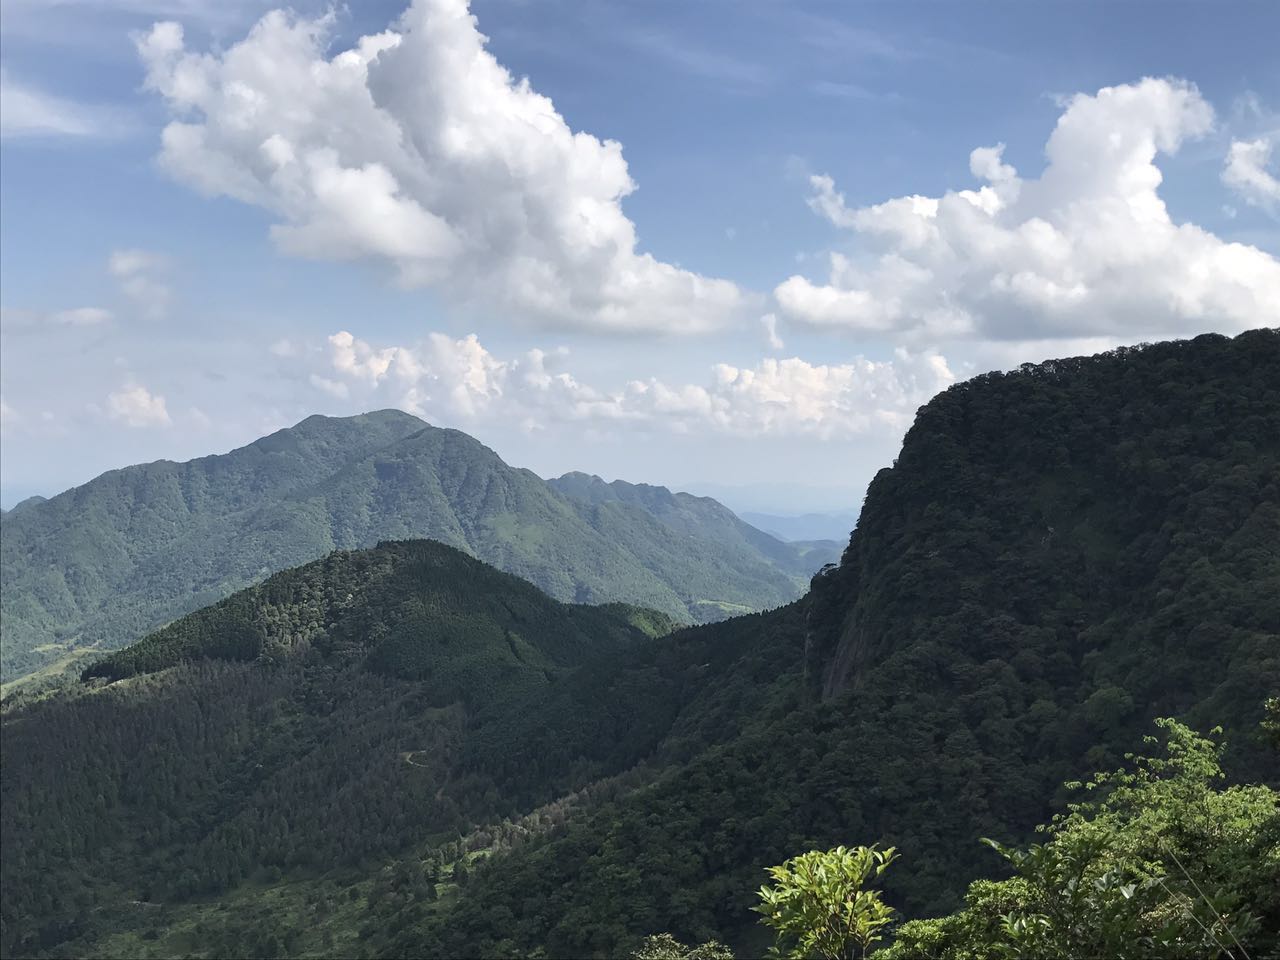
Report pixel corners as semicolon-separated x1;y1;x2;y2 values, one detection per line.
303;330;953;438
137;1;745;334
776;78;1280;342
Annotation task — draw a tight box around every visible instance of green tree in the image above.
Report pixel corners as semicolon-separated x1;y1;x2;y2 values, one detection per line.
631;933;735;960
884;718;1278;959
1263;697;1280;750
753;845;899;959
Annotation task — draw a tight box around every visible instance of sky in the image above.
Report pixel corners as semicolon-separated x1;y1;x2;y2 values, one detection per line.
1;0;1278;515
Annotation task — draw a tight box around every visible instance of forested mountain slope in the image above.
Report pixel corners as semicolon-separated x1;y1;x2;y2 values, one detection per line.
1;411;426;680
548;472;841;583
411;330;1280;957
1;330;1276;959
1;541;680;957
1;412;827;682
82;539;678;694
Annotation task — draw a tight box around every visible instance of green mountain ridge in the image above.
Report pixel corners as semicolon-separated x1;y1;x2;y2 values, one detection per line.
83;538;677;703
1;413;833;683
547;472;841;581
1;330;1276;959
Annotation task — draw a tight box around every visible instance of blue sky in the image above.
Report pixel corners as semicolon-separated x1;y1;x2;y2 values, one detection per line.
2;0;1278;513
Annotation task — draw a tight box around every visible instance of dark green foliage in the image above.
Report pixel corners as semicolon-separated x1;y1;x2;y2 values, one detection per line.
82;539;676;703
2;331;1277;959
2;412;827;682
632;933;735;960
883;719;1279;959
402;330;1279;957
2;542;677;957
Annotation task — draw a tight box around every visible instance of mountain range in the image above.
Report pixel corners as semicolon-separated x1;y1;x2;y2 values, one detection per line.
1;330;1277;958
0;413;839;683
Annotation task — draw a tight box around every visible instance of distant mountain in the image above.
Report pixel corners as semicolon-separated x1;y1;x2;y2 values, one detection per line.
547;473;842;582
1;412;828;682
739;510;859;542
0;495;47;518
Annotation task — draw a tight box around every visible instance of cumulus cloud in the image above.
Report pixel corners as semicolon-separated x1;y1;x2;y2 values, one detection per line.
305;329;953;438
109;249;171;318
776;78;1280;342
136;1;746;334
1223;135;1280;214
106;383;171;426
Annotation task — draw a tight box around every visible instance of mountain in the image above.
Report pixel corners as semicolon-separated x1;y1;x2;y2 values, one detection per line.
85;538;677;698
739;510;860;543
0;413;829;683
1;495;48;517
2;330;1276;959
547;472;842;580
419;329;1280;956
1;540;681;957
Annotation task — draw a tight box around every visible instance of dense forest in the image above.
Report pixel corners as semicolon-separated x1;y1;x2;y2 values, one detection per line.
0;411;836;682
1;329;1277;958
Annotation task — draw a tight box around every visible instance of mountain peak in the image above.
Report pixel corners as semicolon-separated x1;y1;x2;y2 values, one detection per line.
287;408;429;434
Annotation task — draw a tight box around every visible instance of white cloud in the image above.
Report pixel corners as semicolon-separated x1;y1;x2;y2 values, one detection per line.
0;69;119;138
106;383;171;426
109;249;171;318
308;329;953;439
1223;135;1280;214
776;78;1280;342
136;1;746;334
0;397;18;427
308;373;350;399
761;312;785;350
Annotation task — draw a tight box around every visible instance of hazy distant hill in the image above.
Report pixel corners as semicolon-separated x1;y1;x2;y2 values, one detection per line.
739;509;859;543
0;412;828;681
548;472;841;584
